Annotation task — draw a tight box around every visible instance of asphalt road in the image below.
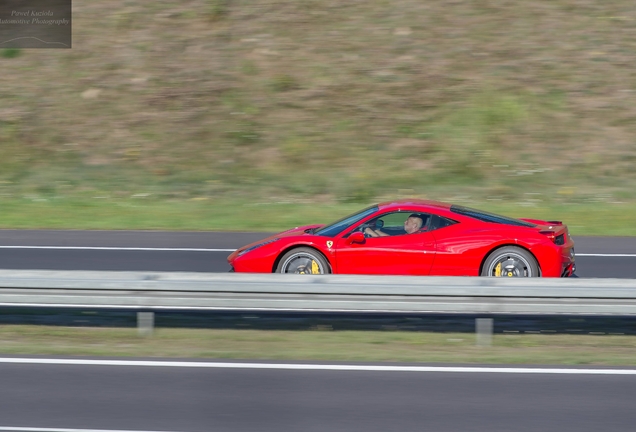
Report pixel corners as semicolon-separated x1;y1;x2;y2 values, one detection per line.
0;230;634;277
0;233;633;432
1;359;635;432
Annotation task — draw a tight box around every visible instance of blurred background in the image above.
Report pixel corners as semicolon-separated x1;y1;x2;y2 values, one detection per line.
3;7;636;429
2;0;635;231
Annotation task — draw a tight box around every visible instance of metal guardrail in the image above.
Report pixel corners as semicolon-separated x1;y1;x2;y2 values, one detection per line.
0;270;634;315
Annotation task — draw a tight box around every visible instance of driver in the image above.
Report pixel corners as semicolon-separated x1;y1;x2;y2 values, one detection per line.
364;214;424;237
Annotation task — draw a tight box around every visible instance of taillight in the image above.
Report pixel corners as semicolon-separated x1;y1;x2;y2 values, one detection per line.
539;230;555;242
540;231;564;245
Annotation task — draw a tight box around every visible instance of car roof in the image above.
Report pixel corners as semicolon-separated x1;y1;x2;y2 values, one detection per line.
376;199;453;212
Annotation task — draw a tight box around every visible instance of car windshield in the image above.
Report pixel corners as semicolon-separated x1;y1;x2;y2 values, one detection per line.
314;205;379;237
450;205;537;227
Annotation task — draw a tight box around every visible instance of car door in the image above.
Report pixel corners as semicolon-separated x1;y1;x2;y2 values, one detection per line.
334;211;436;275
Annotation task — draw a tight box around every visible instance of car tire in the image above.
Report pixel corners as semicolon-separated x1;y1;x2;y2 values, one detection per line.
481;246;539;278
276;247;331;274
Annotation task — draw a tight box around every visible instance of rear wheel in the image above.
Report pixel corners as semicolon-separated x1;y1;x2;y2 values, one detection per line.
276;247;331;274
481;246;539;278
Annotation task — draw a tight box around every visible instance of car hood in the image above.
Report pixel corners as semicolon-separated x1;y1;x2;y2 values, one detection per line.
278;224;325;236
236;224;325;250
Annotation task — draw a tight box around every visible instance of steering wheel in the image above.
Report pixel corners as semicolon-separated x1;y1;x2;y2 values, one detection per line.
360;220;384;237
358;223;370;235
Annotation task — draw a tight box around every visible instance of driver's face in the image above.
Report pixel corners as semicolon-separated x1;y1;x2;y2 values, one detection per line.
404;217;422;234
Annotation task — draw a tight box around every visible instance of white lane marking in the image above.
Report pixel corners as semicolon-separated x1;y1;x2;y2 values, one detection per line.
0;358;635;375
0;428;180;432
0;246;235;252
0;247;633;256
577;253;636;257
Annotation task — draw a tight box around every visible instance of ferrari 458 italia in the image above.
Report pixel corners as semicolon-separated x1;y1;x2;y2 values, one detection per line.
227;199;576;277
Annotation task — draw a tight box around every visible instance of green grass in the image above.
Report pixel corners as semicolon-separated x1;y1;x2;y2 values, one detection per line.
0;197;632;235
2;326;636;365
3;0;636;228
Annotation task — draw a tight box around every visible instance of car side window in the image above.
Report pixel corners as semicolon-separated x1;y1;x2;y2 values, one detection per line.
362;211;432;237
376;212;408;236
430;214;458;231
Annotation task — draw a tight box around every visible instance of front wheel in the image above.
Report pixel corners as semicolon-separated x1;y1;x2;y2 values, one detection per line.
481;246;539;277
276;247;331;274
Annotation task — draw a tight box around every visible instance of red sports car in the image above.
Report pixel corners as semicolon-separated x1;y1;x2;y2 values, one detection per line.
227;199;576;277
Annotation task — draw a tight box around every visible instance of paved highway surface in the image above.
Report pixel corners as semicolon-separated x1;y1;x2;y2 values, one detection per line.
0;233;633;432
0;358;635;432
0;230;634;277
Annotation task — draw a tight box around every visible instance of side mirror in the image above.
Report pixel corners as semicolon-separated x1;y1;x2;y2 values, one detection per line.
347;231;365;245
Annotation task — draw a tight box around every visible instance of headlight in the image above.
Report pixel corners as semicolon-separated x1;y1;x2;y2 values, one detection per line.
237;238;279;256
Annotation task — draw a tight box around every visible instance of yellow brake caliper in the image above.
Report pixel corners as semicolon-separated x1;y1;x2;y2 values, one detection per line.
494;262;502;277
311;260;320;274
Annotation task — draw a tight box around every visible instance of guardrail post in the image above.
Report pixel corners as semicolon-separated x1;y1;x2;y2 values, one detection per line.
476;318;493;347
138;312;154;337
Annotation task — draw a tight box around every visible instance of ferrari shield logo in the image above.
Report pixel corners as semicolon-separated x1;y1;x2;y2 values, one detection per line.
326;241;333;248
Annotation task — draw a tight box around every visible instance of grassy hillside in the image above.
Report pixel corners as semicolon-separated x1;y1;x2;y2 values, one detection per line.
2;0;636;229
